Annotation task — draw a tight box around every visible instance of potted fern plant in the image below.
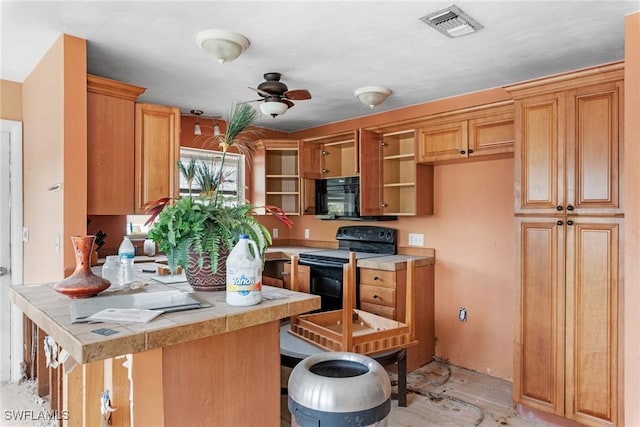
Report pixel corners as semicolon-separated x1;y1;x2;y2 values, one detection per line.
145;103;291;291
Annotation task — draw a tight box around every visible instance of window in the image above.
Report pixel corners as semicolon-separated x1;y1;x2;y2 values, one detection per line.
178;147;245;203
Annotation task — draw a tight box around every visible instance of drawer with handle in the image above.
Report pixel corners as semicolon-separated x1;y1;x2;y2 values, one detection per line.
359;268;396;288
360;285;396;307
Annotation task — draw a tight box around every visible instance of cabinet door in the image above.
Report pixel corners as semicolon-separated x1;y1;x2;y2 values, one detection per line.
514;217;565;416
417;120;468;162
564;217;621;427
514;93;565;214
87;92;135;214
566;81;623;216
134;103;180;213
300;141;323;179
87;76;144;215
359;129;383;216
468;111;514;157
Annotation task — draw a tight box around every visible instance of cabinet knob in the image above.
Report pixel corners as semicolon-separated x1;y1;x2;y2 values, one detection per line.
373;294;380;299
567;220;574;226
321;150;329;156
380;203;388;209
381;142;388;147
557;220;563;225
373;276;380;281
282;272;290;276
557;205;563;211
321;168;329;174
468;149;474;154
567;205;575;211
460;150;466;155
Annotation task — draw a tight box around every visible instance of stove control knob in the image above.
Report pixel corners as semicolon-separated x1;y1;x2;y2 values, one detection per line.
385;231;392;240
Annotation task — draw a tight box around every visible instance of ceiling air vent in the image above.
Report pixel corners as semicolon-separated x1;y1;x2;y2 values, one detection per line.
419;5;483;38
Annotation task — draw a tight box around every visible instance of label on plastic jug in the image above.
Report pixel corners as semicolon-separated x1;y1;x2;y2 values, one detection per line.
227;270;261;295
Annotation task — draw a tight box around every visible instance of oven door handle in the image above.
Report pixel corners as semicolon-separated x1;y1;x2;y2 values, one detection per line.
298;259;346;269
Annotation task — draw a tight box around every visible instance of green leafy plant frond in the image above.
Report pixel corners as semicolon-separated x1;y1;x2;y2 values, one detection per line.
145;103;287;275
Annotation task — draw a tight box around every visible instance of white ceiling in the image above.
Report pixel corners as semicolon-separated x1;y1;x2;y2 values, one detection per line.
2;1;639;132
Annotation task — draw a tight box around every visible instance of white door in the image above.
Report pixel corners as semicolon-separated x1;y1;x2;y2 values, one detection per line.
1;119;24;382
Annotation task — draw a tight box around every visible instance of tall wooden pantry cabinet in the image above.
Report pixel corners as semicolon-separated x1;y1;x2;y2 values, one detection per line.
507;62;624;427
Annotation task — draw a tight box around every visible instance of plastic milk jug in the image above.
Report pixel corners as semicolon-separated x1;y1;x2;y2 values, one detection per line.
226;234;262;306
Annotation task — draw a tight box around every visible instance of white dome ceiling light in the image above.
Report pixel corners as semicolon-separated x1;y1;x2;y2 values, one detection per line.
354;86;392;109
196;29;250;64
260;101;289;118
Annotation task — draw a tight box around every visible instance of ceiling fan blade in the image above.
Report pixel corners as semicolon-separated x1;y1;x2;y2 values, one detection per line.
282;99;295;108
248;86;270;98
284;89;311;100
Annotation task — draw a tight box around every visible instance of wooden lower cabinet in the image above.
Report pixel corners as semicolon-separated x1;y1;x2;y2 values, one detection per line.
283;261;310;294
359;264;435;372
514;216;622;427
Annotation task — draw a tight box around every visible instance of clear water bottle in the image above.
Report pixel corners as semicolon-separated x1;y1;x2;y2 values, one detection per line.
102;255;122;288
118;236;135;285
226;234;262;306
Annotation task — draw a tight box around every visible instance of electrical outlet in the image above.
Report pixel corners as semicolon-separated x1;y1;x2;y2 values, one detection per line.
272;228;279;239
22;227;29;242
304;228;310;239
408;233;424;246
458;307;468;322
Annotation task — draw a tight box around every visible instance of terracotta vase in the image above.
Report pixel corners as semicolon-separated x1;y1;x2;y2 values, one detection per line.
185;247;228;291
53;236;111;298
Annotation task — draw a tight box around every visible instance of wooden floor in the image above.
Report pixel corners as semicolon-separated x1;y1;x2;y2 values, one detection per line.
281;360;543;427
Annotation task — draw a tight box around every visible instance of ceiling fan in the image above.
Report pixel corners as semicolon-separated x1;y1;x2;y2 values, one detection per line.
246;72;312;118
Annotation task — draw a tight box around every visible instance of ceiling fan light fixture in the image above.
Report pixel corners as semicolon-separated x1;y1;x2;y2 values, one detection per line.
196;29;250;64
354;86;392;108
260;101;288;118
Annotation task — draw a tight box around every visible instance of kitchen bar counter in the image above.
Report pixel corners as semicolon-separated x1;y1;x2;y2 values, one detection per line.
10;265;320;426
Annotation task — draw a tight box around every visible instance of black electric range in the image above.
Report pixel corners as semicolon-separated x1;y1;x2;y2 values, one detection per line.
298;225;397;311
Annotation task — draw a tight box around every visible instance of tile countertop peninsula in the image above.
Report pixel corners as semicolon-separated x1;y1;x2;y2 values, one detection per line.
9;263;320;426
9;264;319;364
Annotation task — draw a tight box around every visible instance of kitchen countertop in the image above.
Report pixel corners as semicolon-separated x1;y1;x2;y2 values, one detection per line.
266;246;436;271
9;263;319;364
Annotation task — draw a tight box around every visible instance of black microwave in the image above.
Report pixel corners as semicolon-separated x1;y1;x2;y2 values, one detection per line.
315;176;360;219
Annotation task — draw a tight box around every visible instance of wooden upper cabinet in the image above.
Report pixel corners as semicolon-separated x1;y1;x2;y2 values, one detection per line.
509;63;624;216
360;129;433;217
87;75;145;215
300;131;359;179
252;139;301;216
134;103;181;213
417;120;467;162
514;92;564;214
565;81;623;215
359;129;384;216
417;102;514;164
300;140;323;180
